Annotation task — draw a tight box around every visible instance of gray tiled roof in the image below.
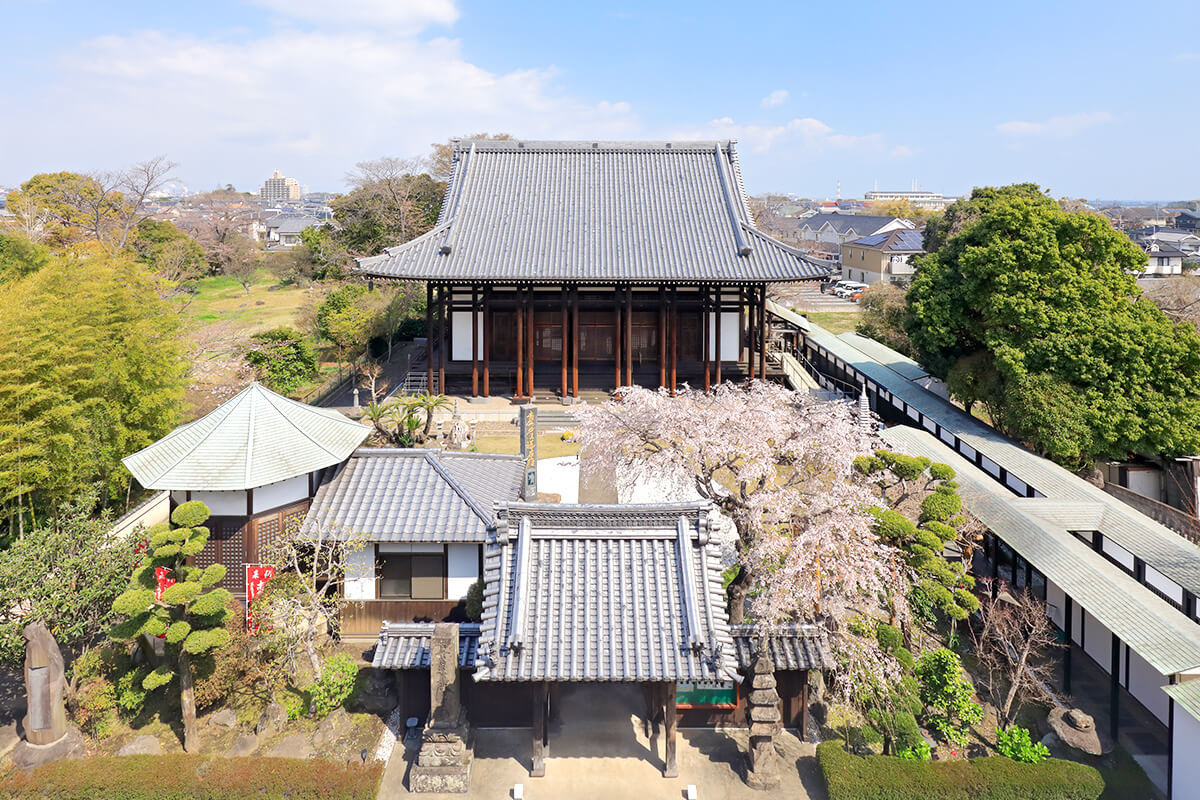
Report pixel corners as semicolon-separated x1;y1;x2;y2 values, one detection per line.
799;213;908;236
475;502;737;683
802;322;1200;597
355;140;828;284
372;622;481;669
729;625;830;671
303;449;524;542
884;427;1200;677
122;383;369;491
849;229;925;251
371;622;829;673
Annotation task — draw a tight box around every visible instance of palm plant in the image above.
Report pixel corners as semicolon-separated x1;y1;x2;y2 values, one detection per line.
412;392;452;439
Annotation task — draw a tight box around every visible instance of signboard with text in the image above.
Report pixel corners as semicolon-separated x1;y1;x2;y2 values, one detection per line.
519;406;537;498
245;564;276;632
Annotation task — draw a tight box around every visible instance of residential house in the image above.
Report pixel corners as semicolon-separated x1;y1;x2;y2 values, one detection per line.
839;229;925;285
1131;227;1200;255
1141;241;1186;276
265;213;322;248
794;213;914;249
1174;210;1200;233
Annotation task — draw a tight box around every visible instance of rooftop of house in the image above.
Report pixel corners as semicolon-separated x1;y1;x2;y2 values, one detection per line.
304;449;525;542
799;213;913;236
355;139;828;285
121;383;369;492
846;229;926;252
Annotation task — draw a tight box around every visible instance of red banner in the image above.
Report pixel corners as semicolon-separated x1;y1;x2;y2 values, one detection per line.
245;564;276;632
154;567;175;639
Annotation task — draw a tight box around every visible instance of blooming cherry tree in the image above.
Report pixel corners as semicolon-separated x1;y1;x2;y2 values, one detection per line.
571;382;911;702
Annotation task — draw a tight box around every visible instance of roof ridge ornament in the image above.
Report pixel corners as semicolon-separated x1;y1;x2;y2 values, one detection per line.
713;143;753;257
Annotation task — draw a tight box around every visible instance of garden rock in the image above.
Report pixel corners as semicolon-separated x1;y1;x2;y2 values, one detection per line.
266;733;313;759
312;707;354;750
356;669;397;715
11;724;86;771
256;702;287;736
210;708;237;728
117;735;162;757
226;733;258;757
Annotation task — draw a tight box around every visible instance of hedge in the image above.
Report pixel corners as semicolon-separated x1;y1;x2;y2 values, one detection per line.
0;754;382;800
818;741;1105;800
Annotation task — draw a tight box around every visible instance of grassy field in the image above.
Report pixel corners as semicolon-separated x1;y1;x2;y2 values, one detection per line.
474;431;581;459
806;311;862;334
185;270;311;332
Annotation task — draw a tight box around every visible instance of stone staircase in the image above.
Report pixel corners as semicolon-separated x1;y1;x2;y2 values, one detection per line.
533;407;579;433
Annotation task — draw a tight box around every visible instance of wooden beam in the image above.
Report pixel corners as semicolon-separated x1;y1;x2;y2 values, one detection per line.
658;286;667;388
482;286;491;397
670;286;678;395
663;681;678;778
471;284;479;398
702;284;710;392
531;681;547;777
561;286;568;399
515;287;525;399
800;670;810;741
758;285;768;379
437;284;446;395
715;286;723;385
425;282;434;391
624;284;633;387
614;284;622;389
745;285;755;380
525;287;534;398
571;287;579;399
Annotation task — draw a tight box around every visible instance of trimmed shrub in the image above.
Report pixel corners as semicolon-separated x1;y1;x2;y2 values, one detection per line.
0;754;382;800
995;725;1049;764
308;654;359;718
919;490;962;523
818;741;1105;800
74;677;117;737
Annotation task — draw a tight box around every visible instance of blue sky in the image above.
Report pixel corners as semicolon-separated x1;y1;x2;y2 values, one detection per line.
2;0;1197;199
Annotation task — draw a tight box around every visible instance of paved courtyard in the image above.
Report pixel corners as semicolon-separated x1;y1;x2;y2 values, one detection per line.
378;684;826;800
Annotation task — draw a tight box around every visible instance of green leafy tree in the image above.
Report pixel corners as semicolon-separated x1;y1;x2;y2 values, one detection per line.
244;327;319;394
0;495;140;668
108;501;232;752
907;184;1200;467
333;158;443;256
863;624;923;757
915;648;983;747
0;254;187;539
131;219;207;287
0;232;51;282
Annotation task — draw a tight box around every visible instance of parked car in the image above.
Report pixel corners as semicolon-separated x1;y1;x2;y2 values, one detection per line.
849;289;865;302
834;281;868;298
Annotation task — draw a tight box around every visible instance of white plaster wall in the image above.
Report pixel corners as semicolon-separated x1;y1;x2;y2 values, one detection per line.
1101;538;1136;572
252;475;309;513
1127;648;1171;725
188;490;247;516
958;441;977;461
451;311;484;361
1045;580;1066;630
1082;610;1111;671
1071;600;1083;646
922;416;937;434
345;544;375;601
447;544;479;599
980;455;1001;478
1005;473;1029;496
1144;564;1184;605
706;312;741;361
1174;701;1200;800
1125;467;1163;501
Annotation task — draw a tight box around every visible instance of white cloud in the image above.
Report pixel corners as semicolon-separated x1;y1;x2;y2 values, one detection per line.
996;111;1113;137
760;89;789;107
672;116;885;154
251;0;459;32
1173;52;1200;62
890;144;914;158
1;2;638;189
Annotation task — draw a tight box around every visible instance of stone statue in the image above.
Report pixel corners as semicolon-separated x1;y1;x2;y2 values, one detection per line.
745;640;782;790
448;416;470;450
11;622;85;771
409;623;474;793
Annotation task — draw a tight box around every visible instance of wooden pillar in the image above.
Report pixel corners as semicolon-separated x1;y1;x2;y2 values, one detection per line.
515;288;525;399
758;285;768;379
571;288;579;399
1111;635;1121;738
658;286;667;388
624;285;633;387
471;284;479;398
669;286;678;395
482;286;491;397
1064;596;1073;694
801;671;811;738
714;286;723;385
746;285;755;380
614;285;622;389
560;287;568;399
702;285;711;392
437;284;446;395
525;287;535;399
663;681;678;778
425;282;434;391
531;681;548;777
